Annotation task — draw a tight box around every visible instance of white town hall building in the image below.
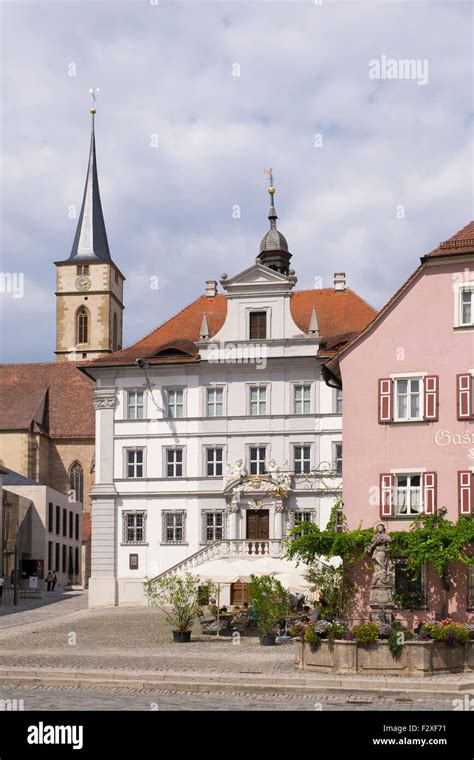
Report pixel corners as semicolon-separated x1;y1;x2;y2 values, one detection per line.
74;116;375;606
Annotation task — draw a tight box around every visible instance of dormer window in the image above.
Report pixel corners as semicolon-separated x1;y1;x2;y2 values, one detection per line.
249;311;267;340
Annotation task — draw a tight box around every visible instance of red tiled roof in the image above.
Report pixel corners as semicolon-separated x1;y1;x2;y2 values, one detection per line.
0;363;95;438
425;221;474;258
290;290;376;350
84;289;376;368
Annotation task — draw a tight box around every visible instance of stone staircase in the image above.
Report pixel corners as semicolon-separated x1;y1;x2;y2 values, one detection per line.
151;539;284;581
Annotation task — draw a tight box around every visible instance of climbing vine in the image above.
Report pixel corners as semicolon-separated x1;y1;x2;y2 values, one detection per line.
285;502;474;578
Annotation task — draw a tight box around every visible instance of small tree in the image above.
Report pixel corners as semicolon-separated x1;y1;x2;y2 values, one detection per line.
249;574;288;636
144;573;201;632
306;564;355;621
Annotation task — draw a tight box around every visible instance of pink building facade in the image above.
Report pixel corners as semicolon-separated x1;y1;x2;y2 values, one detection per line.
324;222;474;623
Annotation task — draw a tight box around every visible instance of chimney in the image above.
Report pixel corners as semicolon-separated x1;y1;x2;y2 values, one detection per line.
334;272;346;291
205;280;217;297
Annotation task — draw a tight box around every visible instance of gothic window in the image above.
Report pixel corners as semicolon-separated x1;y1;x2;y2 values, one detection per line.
69;462;84;504
28;438;38;480
76;307;89;344
112;313;118;350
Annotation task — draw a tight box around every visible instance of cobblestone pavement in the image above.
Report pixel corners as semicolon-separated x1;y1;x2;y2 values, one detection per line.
0;684;458;711
0;591;86;632
0;603;471;692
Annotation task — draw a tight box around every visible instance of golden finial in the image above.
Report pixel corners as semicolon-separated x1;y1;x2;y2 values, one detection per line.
264;168;275;195
89;87;100;114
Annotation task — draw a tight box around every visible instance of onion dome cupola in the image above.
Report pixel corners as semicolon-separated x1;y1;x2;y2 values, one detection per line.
256;169;292;276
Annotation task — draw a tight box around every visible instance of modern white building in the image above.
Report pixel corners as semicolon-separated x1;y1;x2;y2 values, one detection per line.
82;177;375;607
1;468;82;591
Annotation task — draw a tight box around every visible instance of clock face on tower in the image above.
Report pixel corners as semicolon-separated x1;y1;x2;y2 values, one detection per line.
75;276;91;291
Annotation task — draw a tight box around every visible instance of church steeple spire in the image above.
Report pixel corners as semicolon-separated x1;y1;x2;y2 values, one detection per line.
55;92;125;363
256;169;292;276
68;94;111;262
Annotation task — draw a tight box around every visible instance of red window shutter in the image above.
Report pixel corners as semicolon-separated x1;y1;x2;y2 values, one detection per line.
424;376;439;421
458;471;473;516
457;374;472;420
422;472;437;514
380;473;394;518
378;379;393;423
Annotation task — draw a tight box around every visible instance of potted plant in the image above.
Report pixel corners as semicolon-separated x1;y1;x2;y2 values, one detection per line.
144;573;201;643
249;574;288;646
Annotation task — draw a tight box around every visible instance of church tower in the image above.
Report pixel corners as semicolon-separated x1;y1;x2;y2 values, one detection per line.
55;100;125;362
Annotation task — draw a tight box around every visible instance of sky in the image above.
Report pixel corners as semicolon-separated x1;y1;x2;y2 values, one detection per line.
0;0;472;362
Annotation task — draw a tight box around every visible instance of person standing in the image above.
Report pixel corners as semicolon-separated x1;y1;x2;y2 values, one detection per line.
52;572;57;591
46;571;53;592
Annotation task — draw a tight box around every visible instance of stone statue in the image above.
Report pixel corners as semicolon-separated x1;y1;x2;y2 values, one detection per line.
224;459;248;483
267;459;291;492
367;523;395;609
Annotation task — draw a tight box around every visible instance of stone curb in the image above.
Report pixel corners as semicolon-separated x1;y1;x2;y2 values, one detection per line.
0;668;472;700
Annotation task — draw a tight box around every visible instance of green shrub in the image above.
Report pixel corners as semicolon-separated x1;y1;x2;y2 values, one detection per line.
288;624;305;638
304;626;320;647
352;622;379;645
144;573;201;633
387;621;405;660
424;622;469;645
328;622;348;643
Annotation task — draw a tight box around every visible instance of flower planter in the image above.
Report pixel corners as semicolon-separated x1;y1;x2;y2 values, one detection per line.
295;639;474;677
173;630;191;643
260;633;277;646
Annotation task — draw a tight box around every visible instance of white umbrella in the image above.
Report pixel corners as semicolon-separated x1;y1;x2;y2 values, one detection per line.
185;556;312;591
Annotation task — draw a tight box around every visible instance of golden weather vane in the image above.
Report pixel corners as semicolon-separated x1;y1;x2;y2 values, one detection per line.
88;87;100;114
264;168;275;196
